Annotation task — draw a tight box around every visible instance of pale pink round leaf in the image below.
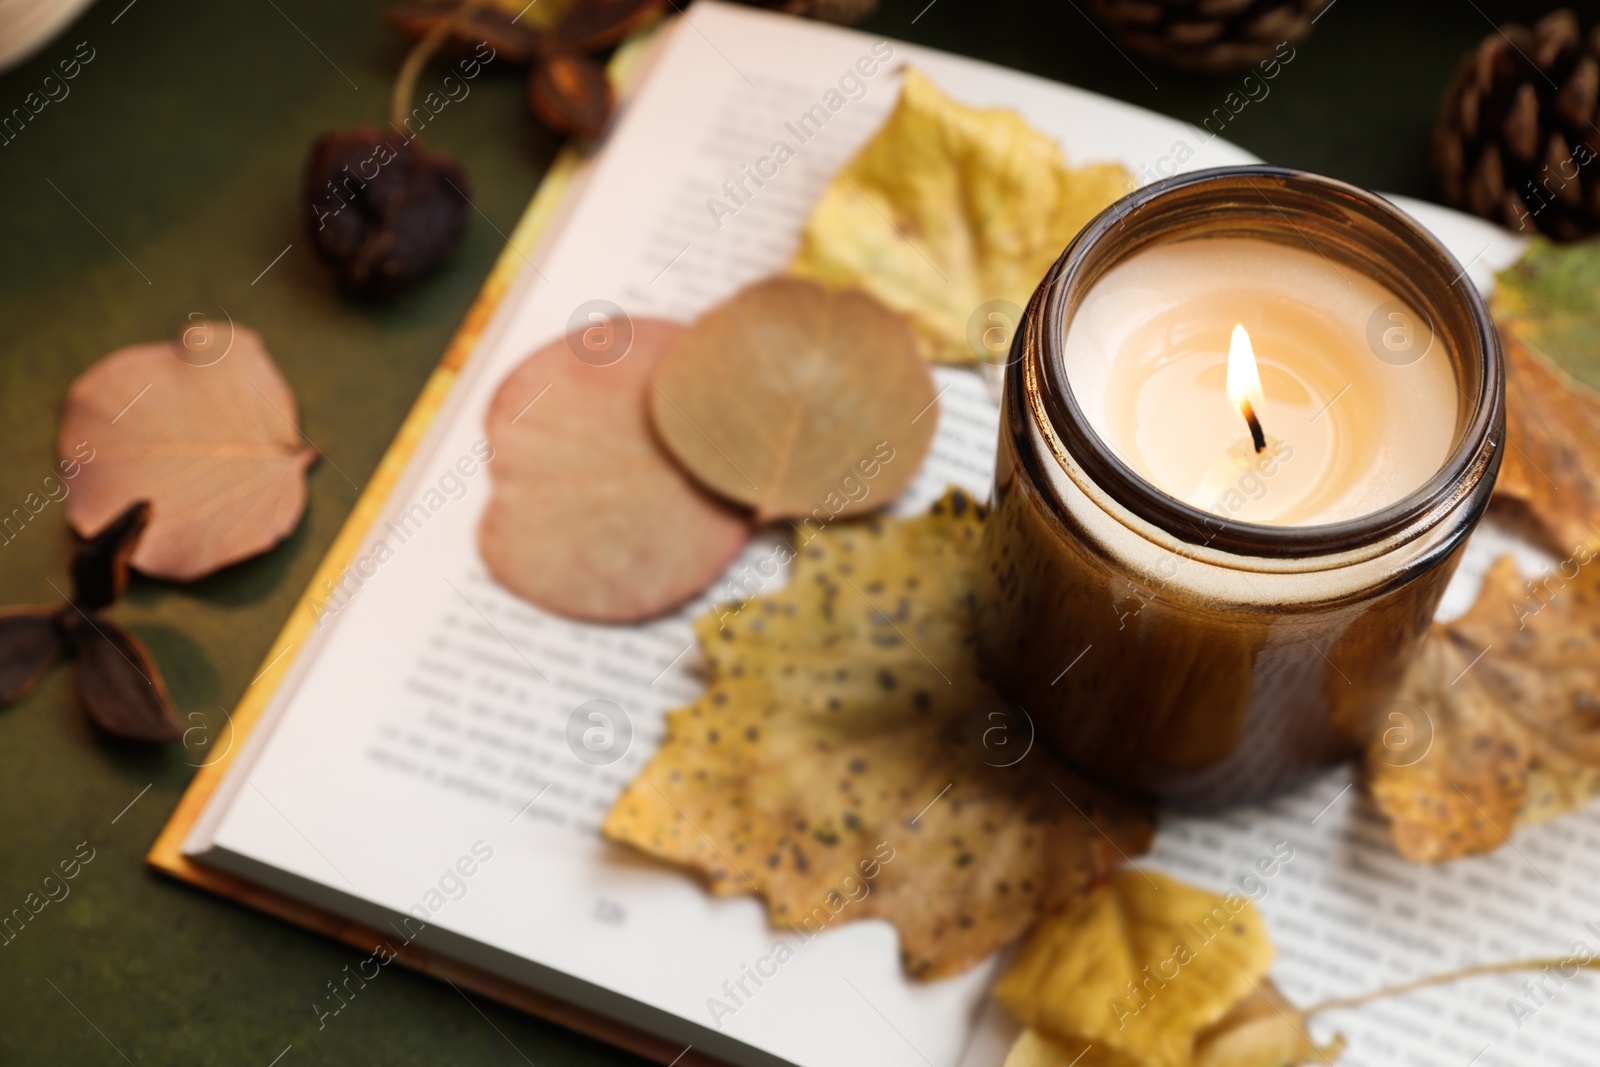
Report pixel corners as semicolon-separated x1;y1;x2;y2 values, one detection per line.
479;320;752;623
58;324;316;581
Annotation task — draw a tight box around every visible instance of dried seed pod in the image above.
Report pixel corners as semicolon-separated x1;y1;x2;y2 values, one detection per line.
555;0;666;50
303;125;471;297
66;615;182;743
528;47;613;139
70;500;150;611
0;610;66;703
387;0;543;63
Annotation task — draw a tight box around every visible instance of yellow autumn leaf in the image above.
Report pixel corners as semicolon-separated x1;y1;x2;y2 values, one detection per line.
1002;1029;1142;1067
790;67;1132;364
1189;980;1345;1067
602;489;1152;980
994;869;1274;1067
1002;978;1346;1067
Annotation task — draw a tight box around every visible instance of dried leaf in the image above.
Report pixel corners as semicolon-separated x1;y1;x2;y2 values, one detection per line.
790;68;1132;364
1365;626;1527;862
1490;237;1600;554
649;277;937;522
1001;979;1345;1067
603;489;1152;979
1365;554;1600;861
1002;1030;1139;1067
555;0;665;51
1493;237;1600;391
0;610;66;704
1190;980;1345;1067
994;869;1273;1067
59;326;317;582
387;0;549;63
480;320;752;622
66;616;182;743
70;500;150;611
527;48;614;139
1520;762;1600;828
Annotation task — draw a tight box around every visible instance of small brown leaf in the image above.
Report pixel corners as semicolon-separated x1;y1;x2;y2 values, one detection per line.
649;277;938;522
66;617;182;743
71;500;151;611
479;320;752;622
555;0;665;50
59;325;318;581
1365;623;1528;862
528;48;614;139
387;0;546;64
604;490;1151;979
0;610;66;704
1489;237;1600;554
1492;332;1600;554
1364;553;1600;861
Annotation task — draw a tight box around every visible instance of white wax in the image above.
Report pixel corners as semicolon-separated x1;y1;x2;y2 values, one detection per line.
1062;237;1459;526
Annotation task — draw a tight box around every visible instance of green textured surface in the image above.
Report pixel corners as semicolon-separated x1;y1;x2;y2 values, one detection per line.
0;0;1560;1062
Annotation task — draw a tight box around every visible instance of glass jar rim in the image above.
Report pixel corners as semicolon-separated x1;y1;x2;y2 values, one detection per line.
1029;165;1505;558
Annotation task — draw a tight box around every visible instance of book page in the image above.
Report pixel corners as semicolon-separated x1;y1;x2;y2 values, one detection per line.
188;6;1259;1066
185;6;1589;1067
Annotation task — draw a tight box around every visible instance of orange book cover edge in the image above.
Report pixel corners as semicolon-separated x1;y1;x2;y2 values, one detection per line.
147;29;730;1067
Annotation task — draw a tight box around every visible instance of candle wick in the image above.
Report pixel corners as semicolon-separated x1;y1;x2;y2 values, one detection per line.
1241;398;1267;454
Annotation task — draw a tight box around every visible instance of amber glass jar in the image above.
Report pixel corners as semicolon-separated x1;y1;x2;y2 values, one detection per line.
977;167;1504;807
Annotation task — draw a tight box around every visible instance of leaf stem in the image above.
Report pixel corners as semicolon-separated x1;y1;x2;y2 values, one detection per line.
390;0;493;130
1306;957;1599;1016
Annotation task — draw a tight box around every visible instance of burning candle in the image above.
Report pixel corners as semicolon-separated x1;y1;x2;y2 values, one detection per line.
978;168;1504;806
1061;237;1459;527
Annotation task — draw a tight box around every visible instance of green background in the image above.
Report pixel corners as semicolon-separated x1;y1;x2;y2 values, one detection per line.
0;0;1564;1062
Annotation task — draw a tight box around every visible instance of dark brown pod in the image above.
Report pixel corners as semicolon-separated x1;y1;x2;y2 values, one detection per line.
556;0;666;51
0;610;66;703
71;500;150;611
303;125;471;297
528;48;614;139
66;616;183;743
387;0;543;63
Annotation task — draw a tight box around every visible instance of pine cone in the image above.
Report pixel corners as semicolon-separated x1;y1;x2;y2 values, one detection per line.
1434;10;1600;241
1084;0;1331;75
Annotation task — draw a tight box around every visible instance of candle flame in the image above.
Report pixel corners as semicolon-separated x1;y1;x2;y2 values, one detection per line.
1227;324;1268;453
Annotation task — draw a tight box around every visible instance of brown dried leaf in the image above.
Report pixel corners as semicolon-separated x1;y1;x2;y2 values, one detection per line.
0;610;66;704
1490;238;1600;554
480;320;752;622
67;616;182;743
649;277;937;522
386;0;555;63
70;500;150;611
1492;333;1600;554
59;326;317;582
1365;553;1600;861
527;48;614;139
1451;552;1600;762
603;489;1152;979
555;0;665;51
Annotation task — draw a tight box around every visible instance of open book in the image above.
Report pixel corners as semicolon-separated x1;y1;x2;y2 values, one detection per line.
157;5;1600;1066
